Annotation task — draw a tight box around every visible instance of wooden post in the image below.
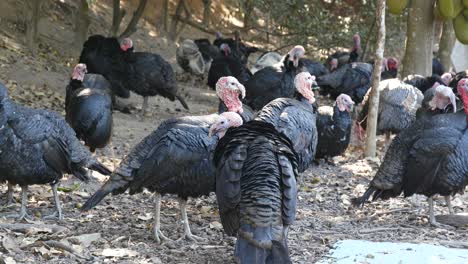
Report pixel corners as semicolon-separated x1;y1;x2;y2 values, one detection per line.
365;0;386;157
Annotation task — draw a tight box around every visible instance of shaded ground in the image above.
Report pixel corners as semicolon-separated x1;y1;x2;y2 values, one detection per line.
0;1;467;263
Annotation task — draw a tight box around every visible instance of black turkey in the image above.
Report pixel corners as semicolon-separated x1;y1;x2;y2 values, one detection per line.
316;94;355;160
299;58;330;78
432;57;445;76
244;45;306;110
449;70;467;94
81;77;246;242
0;82;111;220
353;78;468;227
325;34;361;71
403;74;448;94
82;112;242;242
213;32;258;65
255;71;318;172
380;57;399;80
418;84;458;118
79;35;189;114
193;38;221;67
65;64;113;152
207;44;252;90
357;79;423;141
317;62;373;104
213;120;298;264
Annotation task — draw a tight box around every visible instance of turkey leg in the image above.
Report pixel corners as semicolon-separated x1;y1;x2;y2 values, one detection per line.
6;182;14;205
153;193;171;243
44;183;63;220
428;196;454;229
7;186;30;220
142;97;149;116
177;198;205;242
444;196;454;215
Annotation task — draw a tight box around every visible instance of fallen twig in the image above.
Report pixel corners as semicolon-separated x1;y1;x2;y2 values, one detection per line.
23;240;93;261
358;227;414;234
353;208;412;222
0;223;68;234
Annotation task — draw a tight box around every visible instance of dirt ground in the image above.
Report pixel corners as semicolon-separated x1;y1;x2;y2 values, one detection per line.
0;1;467;263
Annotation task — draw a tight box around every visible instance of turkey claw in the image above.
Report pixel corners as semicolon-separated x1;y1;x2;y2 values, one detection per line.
154;229;172;244
43;211;63;221
177;233;206;243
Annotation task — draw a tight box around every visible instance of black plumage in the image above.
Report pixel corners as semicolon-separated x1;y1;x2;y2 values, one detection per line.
353;78;468;227
244;46;306;111
213;120;298;264
432;57;445;76
317;62;373;104
207;43;252;90
449;70;468;94
0;82;111;220
79;35;189;114
82;78;246;242
65;64;113;152
324;34;361;71
316;94;354;159
213;36;258;65
299;58;330;78
403;74;446;94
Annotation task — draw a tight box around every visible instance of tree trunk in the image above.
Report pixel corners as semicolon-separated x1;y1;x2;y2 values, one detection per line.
110;0;123;37
437;20;456;72
162;0;169;32
202;0;211;26
401;0;435;77
73;0;90;50
25;0;43;52
169;0;184;41
242;0;253;31
119;0;148;38
365;0;386;158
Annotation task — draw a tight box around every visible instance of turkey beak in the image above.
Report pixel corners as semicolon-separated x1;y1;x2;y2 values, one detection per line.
347;102;355;112
293;55;299;67
209;124;218;137
236;84;246;99
311;81;320;91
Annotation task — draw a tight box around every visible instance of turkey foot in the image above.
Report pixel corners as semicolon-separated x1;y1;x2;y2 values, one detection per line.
43;184;63;220
428;197;455;230
7;186;31;221
153;193;172;243
4;183;14;205
176;198;206;242
444;196;455;215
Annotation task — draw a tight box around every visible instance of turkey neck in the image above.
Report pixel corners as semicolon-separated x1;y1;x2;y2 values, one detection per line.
460;89;468;118
69;79;84;91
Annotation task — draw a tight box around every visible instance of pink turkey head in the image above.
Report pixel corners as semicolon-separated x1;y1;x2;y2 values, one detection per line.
120;38;133;51
294;71;316;104
209;112;243;138
441;72;452;85
352;34;361;51
72;63;87;81
220;43;231;56
336;94;355;112
330;58;339;71
288;45;305;68
387;57;398;71
429;85;457;113
457;78;468;116
216;76;246;114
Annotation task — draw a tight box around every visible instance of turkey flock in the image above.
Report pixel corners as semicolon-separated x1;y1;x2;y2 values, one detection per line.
0;31;467;264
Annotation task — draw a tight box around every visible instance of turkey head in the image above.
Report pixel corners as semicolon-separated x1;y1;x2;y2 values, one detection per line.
209;112;243;138
288;45;306;67
294;71;316;104
120;38;133;51
216;76;246;114
72;63;87;81
429;85;457;113
336;94;355;112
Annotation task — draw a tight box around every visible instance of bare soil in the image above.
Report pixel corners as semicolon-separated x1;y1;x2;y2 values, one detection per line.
0;1;466;263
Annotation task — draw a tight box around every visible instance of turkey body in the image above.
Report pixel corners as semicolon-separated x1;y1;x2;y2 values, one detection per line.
244;61;299;111
449;70;468;93
255;97;317;172
65;79;113;152
299;58;330;78
213;120;298;264
207;56;252;90
403;74;445;94
0;83;111;219
317;62;373;104
316;105;352;159
358;79;423;135
79;35;188;111
251;52;283;74
82;114;226;242
176;39;205;76
432;57;445;76
353;110;468;225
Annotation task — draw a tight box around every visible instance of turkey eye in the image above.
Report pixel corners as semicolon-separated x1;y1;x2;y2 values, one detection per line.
231;83;235;85
221;121;225;124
